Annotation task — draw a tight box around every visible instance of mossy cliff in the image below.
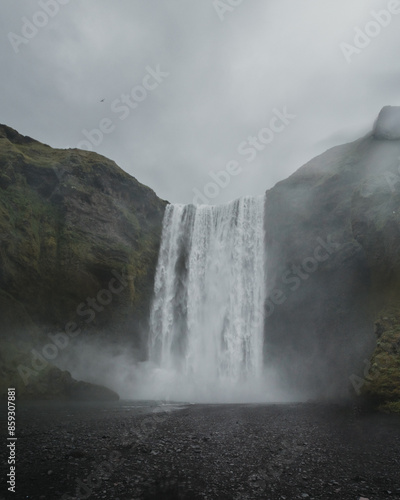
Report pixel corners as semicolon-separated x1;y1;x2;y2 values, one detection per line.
0;124;166;399
264;106;400;410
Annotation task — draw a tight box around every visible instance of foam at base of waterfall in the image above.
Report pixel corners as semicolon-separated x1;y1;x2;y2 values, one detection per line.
132;361;294;403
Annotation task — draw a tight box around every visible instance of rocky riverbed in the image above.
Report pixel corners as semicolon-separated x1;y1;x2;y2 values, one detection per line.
1;401;399;499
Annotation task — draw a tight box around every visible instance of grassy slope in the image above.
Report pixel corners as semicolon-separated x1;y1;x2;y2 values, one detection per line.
0;125;166;399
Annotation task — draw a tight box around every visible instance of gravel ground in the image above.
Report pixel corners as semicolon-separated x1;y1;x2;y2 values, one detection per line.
1;401;400;500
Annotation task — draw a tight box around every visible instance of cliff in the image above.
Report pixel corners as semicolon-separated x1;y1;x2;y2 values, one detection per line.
264;106;400;410
0;124;167;399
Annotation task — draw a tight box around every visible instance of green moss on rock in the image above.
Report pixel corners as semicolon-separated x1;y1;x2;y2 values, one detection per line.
361;307;400;409
0;123;167;399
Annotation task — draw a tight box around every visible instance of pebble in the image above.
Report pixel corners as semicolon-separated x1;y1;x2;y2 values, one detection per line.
13;402;400;499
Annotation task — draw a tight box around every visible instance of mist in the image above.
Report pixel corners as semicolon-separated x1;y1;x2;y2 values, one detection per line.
53;337;299;403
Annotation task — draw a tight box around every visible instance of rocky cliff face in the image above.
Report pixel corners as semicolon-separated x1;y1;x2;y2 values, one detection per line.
264;106;400;409
0;124;167;398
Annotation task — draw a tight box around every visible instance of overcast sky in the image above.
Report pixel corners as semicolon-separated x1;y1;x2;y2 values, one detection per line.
1;1;400;204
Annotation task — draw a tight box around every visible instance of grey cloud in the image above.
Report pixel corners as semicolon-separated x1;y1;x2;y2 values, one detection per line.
1;0;400;204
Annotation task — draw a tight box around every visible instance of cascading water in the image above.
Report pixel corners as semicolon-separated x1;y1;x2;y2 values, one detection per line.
147;195;269;402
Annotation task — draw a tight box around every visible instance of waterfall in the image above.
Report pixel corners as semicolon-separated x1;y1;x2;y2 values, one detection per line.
147;195;267;402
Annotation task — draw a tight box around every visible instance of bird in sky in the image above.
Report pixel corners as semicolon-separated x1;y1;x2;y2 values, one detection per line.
100;98;105;102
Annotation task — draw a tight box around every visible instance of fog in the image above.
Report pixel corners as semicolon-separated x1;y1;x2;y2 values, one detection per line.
52;337;302;403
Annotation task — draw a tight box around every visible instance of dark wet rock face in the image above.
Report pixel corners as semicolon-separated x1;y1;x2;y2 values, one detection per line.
264;137;374;398
264;109;400;408
0;124;166;334
0;124;166;399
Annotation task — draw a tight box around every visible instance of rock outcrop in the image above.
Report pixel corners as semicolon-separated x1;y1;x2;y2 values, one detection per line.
373;105;400;140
